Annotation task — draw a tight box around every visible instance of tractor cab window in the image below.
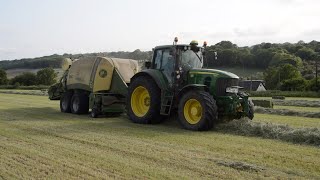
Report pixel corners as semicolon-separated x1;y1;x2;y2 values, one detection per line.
153;49;175;85
154;50;162;69
181;49;203;71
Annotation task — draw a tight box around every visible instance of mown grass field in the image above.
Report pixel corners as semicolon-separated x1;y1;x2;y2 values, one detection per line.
0;94;320;179
274;105;320;113
252;97;320;101
254;114;320;128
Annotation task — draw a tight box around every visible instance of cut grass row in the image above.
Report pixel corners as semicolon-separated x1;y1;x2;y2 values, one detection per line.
254;114;320;128
252;97;320;101
0;94;319;179
274;105;320;112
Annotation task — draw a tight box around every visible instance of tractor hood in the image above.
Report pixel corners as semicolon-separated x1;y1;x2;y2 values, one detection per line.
189;68;239;79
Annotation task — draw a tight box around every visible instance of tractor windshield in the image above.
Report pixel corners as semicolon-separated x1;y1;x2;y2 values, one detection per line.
181;49;203;70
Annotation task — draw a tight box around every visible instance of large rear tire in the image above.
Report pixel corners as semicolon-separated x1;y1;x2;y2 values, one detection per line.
127;76;162;124
71;93;89;114
178;91;218;131
60;91;73;113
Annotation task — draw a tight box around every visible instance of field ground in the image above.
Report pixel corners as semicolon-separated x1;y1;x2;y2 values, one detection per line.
254;114;320;128
274;105;320;112
0;93;319;179
252;97;320;101
0;89;47;96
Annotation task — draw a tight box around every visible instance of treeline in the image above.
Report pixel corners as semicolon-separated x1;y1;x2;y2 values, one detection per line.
0;50;152;70
205;40;319;69
204;40;319;91
0;68;57;86
0;54;64;70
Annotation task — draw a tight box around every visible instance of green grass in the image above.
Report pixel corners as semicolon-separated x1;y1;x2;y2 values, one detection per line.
0;89;47;96
0;94;320;179
274;105;320;112
252;97;320;101
254;114;320;128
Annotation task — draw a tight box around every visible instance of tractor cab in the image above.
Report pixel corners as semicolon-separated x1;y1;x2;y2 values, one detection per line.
150;40;205;89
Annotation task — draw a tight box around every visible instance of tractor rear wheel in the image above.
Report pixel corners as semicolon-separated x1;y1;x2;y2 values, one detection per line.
178;91;218;131
127;76;162;124
60;91;73;113
71;93;89;114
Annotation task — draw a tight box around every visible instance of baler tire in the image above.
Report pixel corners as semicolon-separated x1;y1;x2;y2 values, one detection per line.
178;91;218;131
127;76;162;124
91;108;98;118
248;99;254;120
71;93;89;114
60;91;73;113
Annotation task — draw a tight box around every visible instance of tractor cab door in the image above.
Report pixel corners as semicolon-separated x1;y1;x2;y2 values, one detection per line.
153;48;175;88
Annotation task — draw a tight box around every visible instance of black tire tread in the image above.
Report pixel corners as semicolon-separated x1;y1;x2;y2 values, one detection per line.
178;91;218;131
71;93;89;114
127;76;162;124
60;91;72;113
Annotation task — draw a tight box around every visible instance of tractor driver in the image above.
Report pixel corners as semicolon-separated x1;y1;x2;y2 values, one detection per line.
181;40;203;71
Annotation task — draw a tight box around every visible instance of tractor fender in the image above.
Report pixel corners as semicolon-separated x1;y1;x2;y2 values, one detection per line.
177;84;208;99
130;69;168;91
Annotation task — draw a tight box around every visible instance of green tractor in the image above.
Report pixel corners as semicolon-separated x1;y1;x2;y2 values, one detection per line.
127;39;254;130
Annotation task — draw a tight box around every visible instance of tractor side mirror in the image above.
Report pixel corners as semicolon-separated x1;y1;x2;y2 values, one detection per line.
145;61;151;69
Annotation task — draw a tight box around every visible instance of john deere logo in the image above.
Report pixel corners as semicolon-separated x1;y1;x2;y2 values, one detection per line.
99;69;107;78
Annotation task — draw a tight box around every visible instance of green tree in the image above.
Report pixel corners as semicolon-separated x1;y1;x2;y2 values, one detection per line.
270;52;302;67
307;77;320;91
36;67;57;85
253;48;275;68
10;72;37;86
263;67;279;89
295;47;315;60
0;69;8;85
280;77;307;91
264;64;301;89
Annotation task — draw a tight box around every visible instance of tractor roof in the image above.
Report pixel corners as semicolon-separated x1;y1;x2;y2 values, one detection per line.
154;44;204;50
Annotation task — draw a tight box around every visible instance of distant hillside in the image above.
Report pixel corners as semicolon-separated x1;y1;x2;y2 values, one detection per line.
0;49;152;70
6;68;64;79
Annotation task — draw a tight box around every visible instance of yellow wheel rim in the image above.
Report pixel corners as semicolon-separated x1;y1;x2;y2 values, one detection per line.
131;86;150;117
183;99;202;124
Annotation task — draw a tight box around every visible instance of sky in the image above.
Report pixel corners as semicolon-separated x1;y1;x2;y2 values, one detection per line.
0;0;320;60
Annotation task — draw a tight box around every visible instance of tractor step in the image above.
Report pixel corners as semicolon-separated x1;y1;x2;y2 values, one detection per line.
160;91;174;116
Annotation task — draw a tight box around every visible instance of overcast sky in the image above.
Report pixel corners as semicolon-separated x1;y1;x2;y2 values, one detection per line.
0;0;319;60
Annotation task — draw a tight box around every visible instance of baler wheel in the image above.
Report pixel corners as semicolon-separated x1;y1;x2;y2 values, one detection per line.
71;93;89;114
60;91;73;113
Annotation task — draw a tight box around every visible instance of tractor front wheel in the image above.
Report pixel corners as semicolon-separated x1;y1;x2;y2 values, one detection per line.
178;91;218;131
127;76;162;124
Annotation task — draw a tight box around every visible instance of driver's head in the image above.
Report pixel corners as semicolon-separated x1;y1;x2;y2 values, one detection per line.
190;40;199;52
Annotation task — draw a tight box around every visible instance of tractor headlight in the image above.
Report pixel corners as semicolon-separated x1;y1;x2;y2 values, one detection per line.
226;87;238;94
